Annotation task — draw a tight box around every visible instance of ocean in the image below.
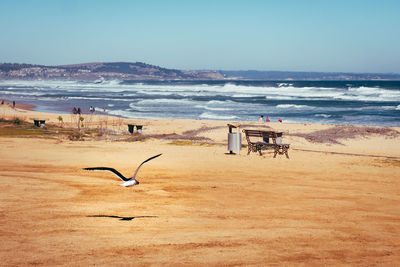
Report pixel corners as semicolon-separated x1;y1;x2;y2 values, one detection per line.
1;80;399;127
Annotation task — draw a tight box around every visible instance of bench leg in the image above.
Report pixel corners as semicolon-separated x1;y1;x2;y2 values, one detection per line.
284;149;289;159
273;147;278;158
255;144;262;156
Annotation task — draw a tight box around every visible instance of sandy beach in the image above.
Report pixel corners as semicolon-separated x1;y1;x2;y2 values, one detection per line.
1;102;399;266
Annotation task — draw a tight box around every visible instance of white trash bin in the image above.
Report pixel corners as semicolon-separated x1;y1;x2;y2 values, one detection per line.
227;132;241;154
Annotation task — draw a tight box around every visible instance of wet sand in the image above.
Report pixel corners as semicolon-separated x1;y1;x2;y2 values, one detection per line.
0;103;399;266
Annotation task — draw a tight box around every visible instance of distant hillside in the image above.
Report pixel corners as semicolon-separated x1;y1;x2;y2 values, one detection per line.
1;62;399;81
0;62;224;80
220;70;400;80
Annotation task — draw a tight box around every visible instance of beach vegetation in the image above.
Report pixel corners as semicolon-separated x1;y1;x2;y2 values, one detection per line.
290;125;400;145
167;140;216;147
13;117;22;125
376;159;400;167
67;131;84;141
117;134;149;142
77;115;84;129
57;115;63;127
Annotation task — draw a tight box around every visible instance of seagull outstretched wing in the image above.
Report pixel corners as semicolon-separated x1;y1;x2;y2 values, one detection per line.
83;167;130;181
132;153;162;180
83;153;162;183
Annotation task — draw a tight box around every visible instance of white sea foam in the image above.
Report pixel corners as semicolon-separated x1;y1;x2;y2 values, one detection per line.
0;90;46;96
128;103;153;112
276;104;313;109
396;105;400;110
199;112;238;120
315;114;332;118
206;100;234;105
3;80;397;102
135;98;196;106
232;94;264;98
107;109;136;118
346;86;400;101
68;96;132;101
94;106;106;112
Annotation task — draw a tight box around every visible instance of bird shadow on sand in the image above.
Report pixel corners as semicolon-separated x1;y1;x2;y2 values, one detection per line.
87;215;158;221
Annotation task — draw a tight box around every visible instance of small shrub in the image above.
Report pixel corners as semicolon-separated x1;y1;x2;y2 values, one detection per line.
13;118;22;125
68;131;84;141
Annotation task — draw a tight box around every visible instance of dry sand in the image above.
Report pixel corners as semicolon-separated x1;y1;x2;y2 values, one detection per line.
0;103;399;266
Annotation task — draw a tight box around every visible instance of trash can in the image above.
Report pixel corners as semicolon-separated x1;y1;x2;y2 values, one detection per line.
228;132;241;153
136;125;143;133
227;124;241;154
128;124;135;134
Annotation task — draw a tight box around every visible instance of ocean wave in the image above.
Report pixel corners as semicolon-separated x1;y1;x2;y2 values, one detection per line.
194;104;233;111
232;94;264;98
206;100;234;105
68;96;132;101
3;80;397;102
276;104;313;109
0;90;46;96
128;103;154;112
94;106;107;112
136;98;196;106
315;114;332;118
107;109;135;118
199;112;238;120
346;86;400;101
278;83;293;87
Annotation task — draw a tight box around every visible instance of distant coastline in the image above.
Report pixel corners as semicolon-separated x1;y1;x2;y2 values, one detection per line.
1;62;400;81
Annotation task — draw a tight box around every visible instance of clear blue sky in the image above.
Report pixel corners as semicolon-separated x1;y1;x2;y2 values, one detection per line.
1;0;399;73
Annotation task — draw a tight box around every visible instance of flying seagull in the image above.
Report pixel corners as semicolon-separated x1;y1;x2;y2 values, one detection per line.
83;153;162;187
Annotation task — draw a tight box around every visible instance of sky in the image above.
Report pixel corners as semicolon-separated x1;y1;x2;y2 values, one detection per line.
0;0;399;73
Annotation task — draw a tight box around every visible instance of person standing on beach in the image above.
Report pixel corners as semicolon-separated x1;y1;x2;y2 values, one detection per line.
12;101;15;108
259;115;264;122
266;116;270;122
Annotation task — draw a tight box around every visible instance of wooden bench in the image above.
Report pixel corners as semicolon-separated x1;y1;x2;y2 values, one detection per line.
242;129;290;158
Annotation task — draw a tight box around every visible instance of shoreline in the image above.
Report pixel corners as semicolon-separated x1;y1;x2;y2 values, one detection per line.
0;99;36;110
2;98;400;128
